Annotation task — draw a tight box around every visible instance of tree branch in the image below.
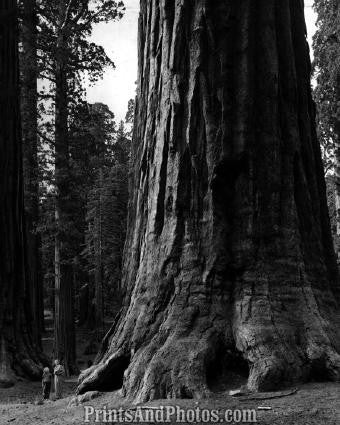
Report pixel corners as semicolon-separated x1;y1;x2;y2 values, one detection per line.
38;130;55;145
38;72;56;83
60;0;75;30
70;0;88;26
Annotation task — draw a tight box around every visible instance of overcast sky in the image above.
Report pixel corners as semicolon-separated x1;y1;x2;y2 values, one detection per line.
87;1;317;122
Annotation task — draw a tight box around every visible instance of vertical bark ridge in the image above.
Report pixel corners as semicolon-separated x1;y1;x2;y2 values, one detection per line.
21;0;44;346
0;0;45;387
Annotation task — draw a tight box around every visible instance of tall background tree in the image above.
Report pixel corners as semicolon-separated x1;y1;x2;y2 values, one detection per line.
313;0;340;259
36;0;125;375
0;0;44;388
78;0;340;401
37;99;131;357
83;117;130;330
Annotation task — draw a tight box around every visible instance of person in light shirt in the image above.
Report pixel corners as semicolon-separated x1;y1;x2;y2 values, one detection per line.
53;359;65;399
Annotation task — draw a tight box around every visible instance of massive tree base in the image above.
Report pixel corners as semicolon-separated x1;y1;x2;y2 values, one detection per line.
78;0;340;402
0;333;46;388
77;272;340;402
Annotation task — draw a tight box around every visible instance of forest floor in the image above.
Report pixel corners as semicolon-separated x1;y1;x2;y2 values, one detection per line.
0;381;339;425
0;312;339;424
0;309;105;421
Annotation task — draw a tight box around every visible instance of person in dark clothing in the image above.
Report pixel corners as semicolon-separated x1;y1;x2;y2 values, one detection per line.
42;367;52;400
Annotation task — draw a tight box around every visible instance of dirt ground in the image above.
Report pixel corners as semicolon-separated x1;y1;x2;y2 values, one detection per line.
1;312;339;424
0;381;339;425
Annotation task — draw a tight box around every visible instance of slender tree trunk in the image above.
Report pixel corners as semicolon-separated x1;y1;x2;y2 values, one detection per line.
94;168;104;332
78;0;340;401
53;1;77;376
0;0;44;388
335;75;340;262
20;0;44;345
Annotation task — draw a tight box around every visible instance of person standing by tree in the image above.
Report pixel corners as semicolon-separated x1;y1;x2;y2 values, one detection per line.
53;359;65;399
41;367;52;400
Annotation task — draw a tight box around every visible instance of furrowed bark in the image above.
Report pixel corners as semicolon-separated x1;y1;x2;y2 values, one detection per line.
21;0;44;346
0;0;44;388
78;0;340;401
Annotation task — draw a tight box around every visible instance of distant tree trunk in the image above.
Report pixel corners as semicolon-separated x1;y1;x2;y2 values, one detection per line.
53;0;77;376
0;0;44;388
335;76;340;261
78;284;90;326
20;0;44;345
78;0;340;401
94;168;104;332
313;0;340;261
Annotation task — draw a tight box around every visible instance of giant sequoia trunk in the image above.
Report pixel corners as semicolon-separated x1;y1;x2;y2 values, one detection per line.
78;0;340;401
21;0;44;346
54;0;77;376
0;0;44;387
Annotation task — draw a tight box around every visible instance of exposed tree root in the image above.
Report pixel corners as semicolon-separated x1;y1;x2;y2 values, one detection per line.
77;290;340;401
